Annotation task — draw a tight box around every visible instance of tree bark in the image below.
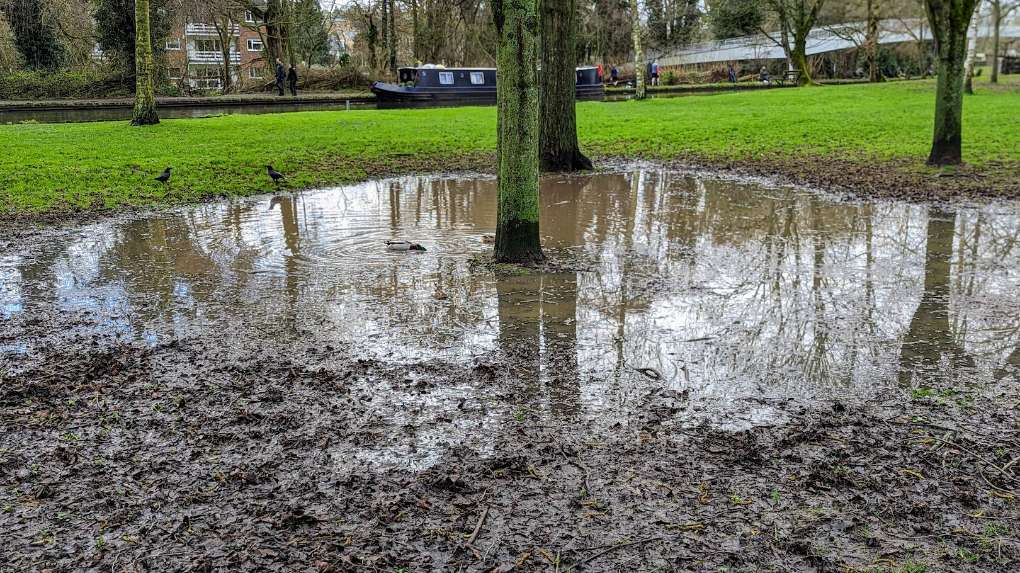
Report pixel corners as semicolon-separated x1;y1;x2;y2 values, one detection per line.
215;18;234;93
131;0;159;126
924;0;978;166
493;0;545;264
629;0;645;99
387;0;397;73
867;0;882;82
411;0;420;62
381;0;389;71
259;0;289;65
964;0;981;93
539;0;592;172
791;32;811;84
990;0;1001;83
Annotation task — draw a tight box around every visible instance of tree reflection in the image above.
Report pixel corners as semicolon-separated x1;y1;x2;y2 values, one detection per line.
495;272;580;418
898;209;975;385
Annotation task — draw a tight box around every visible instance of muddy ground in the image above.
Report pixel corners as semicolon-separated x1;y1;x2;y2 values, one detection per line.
2;303;1019;573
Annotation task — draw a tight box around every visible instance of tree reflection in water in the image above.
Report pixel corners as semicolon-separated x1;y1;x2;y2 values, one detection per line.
5;171;1019;419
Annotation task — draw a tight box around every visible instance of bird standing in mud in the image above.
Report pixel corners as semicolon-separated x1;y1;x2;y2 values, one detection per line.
155;167;172;185
266;165;285;188
386;240;427;252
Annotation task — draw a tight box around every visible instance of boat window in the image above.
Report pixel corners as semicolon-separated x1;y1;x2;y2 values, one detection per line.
470;72;485;85
439;72;455;85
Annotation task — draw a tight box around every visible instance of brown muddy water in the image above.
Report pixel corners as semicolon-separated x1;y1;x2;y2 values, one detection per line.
3;170;1018;439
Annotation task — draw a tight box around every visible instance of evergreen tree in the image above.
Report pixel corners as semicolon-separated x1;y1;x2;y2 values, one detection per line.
95;0;171;77
1;0;64;70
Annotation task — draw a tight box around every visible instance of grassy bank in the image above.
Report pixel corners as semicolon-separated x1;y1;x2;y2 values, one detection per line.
2;78;1018;214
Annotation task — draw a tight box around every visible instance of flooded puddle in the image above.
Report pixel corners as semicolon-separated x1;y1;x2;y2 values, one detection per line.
3;169;1020;445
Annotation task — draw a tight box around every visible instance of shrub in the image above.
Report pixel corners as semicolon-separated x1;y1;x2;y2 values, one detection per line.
0;68;131;99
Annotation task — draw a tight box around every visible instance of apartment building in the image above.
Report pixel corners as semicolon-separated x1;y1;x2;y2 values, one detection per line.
163;10;268;91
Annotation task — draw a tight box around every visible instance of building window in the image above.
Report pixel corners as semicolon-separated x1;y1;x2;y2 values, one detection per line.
438;72;454;85
246;38;264;52
193;39;222;52
168;67;182;80
248;66;264;79
470;72;485;85
165;38;181;50
244;10;255;23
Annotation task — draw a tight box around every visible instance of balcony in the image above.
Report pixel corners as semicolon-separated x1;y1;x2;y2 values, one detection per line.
188;51;242;64
186;23;239;36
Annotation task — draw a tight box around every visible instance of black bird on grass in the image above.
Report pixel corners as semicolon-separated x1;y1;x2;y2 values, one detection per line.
266;165;285;186
155;167;172;185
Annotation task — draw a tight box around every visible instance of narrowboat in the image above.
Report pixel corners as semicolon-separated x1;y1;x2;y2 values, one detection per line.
371;66;605;108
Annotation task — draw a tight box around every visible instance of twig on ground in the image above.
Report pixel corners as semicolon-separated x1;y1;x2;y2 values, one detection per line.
564;536;664;572
466;505;490;546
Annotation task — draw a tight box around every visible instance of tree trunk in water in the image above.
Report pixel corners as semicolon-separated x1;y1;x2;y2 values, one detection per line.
964;1;980;94
867;0;881;82
925;0;978;166
131;0;159;126
539;0;592;172
990;1;1000;83
493;0;544;264
628;0;645;99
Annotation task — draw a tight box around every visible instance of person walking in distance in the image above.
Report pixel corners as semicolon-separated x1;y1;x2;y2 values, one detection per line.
287;64;298;96
275;58;285;96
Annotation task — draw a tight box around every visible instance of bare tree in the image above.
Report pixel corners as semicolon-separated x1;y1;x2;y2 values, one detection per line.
629;0;646;99
988;0;1019;83
759;0;827;84
964;0;981;92
0;10;16;74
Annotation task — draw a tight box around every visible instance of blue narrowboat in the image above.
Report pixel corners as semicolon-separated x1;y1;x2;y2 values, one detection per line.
372;66;605;108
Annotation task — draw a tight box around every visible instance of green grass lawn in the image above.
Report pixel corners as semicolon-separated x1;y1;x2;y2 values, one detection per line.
2;77;1018;213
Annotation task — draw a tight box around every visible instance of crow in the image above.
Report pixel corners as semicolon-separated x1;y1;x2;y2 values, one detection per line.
266;165;285;186
155;167;172;184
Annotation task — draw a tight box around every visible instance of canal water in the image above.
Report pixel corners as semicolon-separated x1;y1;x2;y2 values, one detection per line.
3;169;1019;433
0;100;375;124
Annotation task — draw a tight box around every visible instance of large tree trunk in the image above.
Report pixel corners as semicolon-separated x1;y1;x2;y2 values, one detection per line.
964;1;981;93
990;0;1001;83
493;0;544;264
539;0;592;172
628;0;645;99
131;0;159;126
261;0;289;65
867;0;882;82
791;33;811;84
924;0;978;166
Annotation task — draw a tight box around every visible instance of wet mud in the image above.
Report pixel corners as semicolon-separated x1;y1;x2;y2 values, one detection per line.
2;169;1019;571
